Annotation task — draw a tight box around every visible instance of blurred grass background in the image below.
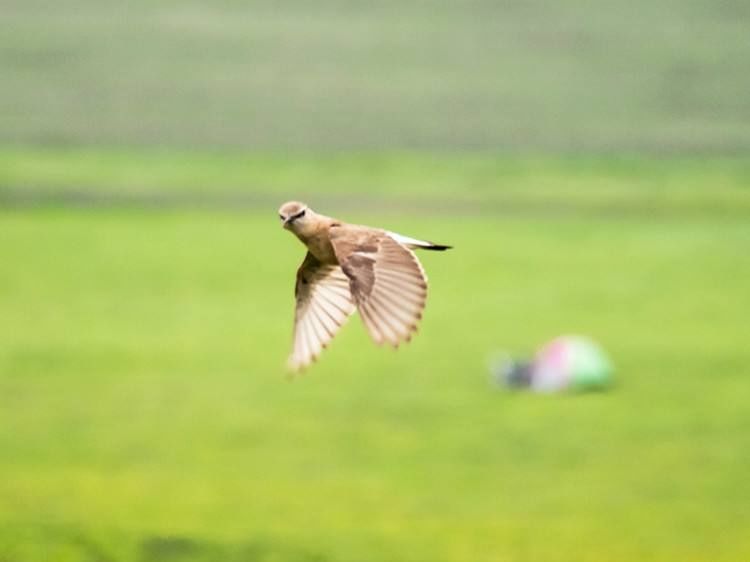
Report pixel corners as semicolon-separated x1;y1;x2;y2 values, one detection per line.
3;0;750;150
1;1;750;561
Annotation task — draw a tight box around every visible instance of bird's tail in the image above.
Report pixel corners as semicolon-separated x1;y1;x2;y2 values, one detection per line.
387;231;452;251
420;243;452;251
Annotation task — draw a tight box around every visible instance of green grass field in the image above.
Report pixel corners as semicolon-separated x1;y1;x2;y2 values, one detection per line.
3;1;750;151
1;151;749;561
3;1;750;559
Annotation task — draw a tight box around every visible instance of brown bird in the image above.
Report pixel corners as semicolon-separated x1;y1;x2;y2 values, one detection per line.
278;201;451;372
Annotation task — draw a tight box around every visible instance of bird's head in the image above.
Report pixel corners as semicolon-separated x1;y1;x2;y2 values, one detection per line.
278;201;311;232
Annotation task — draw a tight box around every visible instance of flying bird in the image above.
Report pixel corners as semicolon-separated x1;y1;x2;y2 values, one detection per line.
278;201;451;372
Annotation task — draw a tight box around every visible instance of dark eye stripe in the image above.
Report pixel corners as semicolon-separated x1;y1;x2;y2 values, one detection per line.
292;209;306;220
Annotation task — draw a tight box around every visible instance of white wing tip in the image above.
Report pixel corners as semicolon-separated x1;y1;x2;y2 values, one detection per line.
286;355;310;374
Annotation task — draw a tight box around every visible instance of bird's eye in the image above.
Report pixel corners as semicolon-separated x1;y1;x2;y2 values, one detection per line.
279;214;285;220
298;209;306;218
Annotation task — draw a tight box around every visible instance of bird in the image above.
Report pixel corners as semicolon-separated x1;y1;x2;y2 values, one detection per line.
278;201;451;372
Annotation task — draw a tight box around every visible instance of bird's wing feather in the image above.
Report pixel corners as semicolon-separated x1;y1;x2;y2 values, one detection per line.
289;252;356;371
330;227;428;347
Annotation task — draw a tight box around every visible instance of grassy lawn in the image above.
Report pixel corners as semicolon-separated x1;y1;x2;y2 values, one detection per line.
2;1;750;151
3;1;749;559
2;147;750;216
1;152;749;561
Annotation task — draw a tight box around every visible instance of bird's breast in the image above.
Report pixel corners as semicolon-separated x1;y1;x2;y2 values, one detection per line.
299;231;338;264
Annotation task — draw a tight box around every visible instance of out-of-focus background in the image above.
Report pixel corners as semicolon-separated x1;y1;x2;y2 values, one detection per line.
1;2;749;561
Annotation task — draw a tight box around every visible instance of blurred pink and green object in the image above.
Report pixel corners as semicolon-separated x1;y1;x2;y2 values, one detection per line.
497;335;614;393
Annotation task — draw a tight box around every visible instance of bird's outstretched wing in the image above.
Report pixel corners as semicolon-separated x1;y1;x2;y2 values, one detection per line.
330;228;428;347
289;252;356;371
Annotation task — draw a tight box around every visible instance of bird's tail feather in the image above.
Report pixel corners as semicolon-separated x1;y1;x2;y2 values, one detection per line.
387;231;452;251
